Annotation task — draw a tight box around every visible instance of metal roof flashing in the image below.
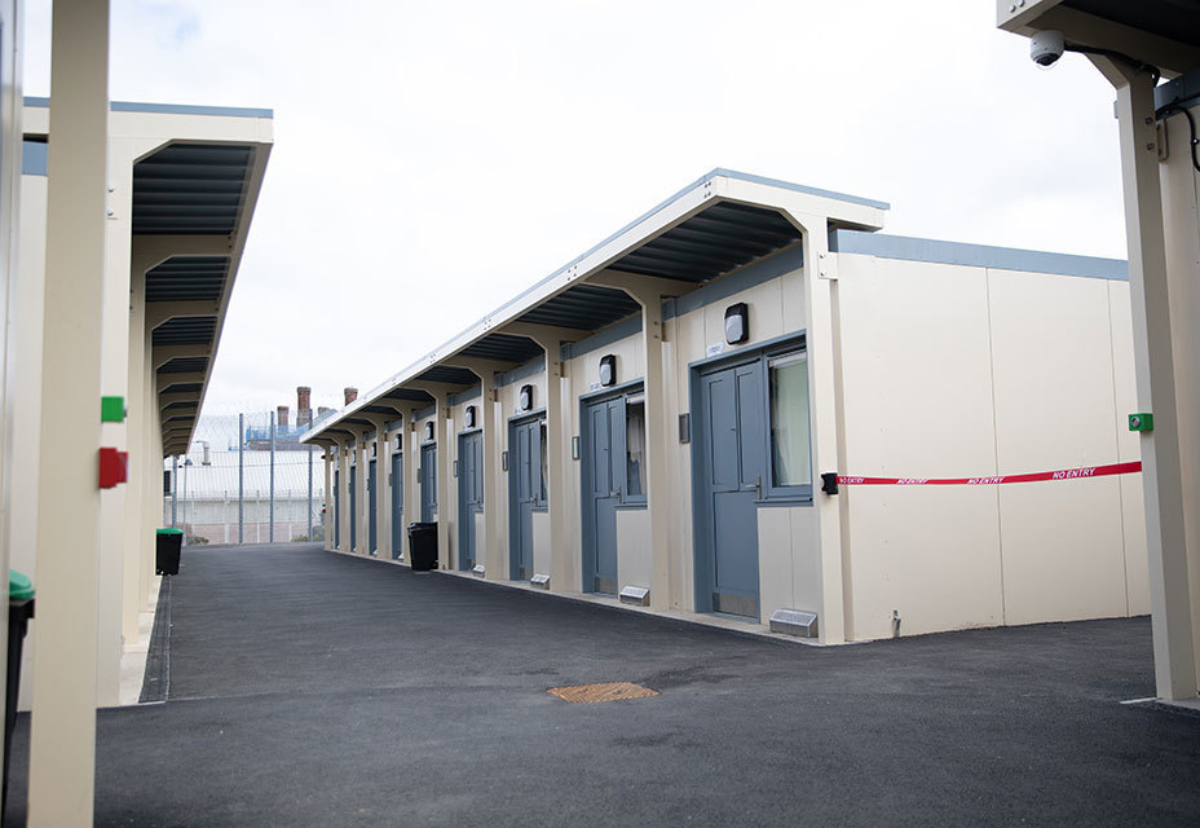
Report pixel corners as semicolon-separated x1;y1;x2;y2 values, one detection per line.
23;96;274;119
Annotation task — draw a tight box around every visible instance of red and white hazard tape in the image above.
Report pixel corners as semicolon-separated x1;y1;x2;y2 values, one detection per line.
836;461;1142;487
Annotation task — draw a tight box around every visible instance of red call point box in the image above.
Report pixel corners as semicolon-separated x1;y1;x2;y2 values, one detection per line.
99;447;129;489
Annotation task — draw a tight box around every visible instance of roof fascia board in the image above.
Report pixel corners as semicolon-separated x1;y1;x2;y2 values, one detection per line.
716;175;887;231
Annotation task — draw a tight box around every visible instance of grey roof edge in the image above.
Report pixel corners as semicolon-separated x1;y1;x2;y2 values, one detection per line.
829;230;1128;281
24;96;274;119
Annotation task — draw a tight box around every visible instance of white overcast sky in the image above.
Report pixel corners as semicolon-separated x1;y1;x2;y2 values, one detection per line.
24;0;1127;418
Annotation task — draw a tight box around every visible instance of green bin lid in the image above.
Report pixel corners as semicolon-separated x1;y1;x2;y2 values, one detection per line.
156;528;184;535
10;570;33;600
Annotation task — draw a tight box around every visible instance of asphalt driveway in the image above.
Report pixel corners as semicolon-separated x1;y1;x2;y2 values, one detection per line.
6;543;1199;826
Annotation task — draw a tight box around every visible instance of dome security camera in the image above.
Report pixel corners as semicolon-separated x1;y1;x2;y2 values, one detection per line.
1031;30;1065;67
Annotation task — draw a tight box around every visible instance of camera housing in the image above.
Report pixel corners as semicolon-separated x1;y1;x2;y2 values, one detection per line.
1031;30;1065;67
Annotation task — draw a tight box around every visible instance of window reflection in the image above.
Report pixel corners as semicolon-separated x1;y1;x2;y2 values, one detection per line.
626;396;645;498
769;353;811;487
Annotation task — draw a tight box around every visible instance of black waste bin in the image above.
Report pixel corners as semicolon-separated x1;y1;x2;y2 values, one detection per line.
156;528;183;576
407;523;438;571
4;570;34;825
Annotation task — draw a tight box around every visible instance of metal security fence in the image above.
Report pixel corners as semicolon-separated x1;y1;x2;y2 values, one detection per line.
163;407;333;546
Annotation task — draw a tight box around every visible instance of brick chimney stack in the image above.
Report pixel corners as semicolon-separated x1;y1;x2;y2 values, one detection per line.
344;387;358;406
297;386;312;426
277;406;289;429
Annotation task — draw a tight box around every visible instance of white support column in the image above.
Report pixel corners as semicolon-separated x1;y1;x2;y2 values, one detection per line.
358;436;371;554
585;275;685;610
336;437;351;552
410;386;454;569
1095;58;1197;701
765;205;848;645
28;1;110;823
403;411;420;562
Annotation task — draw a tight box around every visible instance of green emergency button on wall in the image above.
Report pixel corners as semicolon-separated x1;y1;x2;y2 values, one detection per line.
101;395;126;423
1129;412;1154;432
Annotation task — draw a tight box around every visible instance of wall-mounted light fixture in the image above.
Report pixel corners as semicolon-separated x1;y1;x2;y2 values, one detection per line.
572;436;581;460
519;384;534;412
599;354;617;387
424;421;434;441
725;302;749;345
501;450;509;471
465;405;476;428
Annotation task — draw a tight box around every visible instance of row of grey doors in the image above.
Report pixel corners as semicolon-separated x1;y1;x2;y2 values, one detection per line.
339;345;786;621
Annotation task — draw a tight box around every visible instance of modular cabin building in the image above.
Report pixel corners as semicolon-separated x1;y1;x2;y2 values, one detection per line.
304;169;1145;644
10;98;272;706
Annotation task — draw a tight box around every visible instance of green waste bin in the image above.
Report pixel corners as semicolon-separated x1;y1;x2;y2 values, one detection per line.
4;570;34;824
156;528;184;576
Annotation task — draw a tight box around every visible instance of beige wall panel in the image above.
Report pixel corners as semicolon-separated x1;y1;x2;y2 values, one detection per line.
988;269;1119;471
531;510;551;577
474;510;486;569
838;255;998;476
1121;474;1151;614
999;479;1127;624
780;265;807;331
756;507;794;622
836;255;1002;640
573;331;643;391
701;277;785;359
789;506;821;616
615;508;652;590
849;488;1004;640
989;268;1126;623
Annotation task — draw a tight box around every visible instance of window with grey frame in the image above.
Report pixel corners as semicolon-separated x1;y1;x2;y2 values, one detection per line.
624;394;646;502
766;350;813;497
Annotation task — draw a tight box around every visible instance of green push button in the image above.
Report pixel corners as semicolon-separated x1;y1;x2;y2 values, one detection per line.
9;570;33;600
1129;412;1154;432
101;396;127;423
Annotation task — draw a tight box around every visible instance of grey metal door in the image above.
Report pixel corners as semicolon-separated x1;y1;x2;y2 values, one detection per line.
583;397;622;594
420;443;437;523
333;468;340;547
349;464;357;551
390;452;403;558
458;431;483;570
368;458;377;555
509;418;541;580
699;361;765;618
